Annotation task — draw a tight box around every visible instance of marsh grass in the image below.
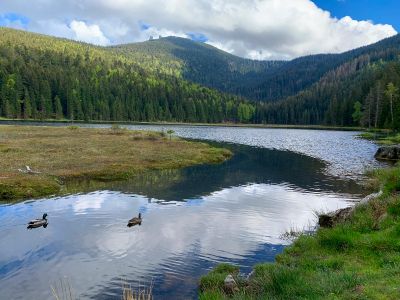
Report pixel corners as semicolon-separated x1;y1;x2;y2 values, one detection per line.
122;281;153;300
279;224;316;242
50;278;153;300
51;278;74;300
359;130;400;145
0;125;231;201
200;166;400;299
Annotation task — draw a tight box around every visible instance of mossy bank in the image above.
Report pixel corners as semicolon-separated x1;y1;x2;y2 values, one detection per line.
200;166;400;299
0;125;232;201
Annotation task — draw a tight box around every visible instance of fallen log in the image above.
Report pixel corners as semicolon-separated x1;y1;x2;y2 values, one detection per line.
18;165;41;174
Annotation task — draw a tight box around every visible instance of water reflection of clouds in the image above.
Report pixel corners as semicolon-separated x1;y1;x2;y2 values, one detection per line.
73;193;107;214
0;124;378;299
0;184;354;299
91;183;352;271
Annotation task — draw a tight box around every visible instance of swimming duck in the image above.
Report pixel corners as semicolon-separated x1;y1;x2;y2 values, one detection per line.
27;213;48;229
127;213;142;227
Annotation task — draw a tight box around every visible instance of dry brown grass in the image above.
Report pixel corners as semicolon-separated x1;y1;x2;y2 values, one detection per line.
0;125;231;200
122;281;153;300
51;278;74;300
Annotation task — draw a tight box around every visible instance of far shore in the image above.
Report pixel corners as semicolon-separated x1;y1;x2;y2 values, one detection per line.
0;118;369;132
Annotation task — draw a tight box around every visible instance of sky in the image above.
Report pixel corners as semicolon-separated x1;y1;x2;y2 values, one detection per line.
0;0;398;60
313;0;399;32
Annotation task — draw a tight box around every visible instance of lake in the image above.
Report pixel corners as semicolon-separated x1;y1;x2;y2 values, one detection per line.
0;123;382;299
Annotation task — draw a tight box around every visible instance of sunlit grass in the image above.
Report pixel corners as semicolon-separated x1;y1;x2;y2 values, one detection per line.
358;130;400;145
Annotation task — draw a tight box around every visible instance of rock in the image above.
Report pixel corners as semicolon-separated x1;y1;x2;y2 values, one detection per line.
318;207;352;228
374;146;400;161
319;191;383;228
224;274;239;294
359;191;383;205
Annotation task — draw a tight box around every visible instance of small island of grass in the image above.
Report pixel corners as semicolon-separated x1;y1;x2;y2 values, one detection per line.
0;125;232;201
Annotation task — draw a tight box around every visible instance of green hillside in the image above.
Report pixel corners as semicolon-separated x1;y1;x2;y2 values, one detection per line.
256;39;400;127
111;35;400;105
0;27;255;123
1;27;400;128
111;36;285;98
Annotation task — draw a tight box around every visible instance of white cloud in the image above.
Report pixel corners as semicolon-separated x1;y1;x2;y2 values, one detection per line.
138;26;188;41
69;20;110;45
0;0;397;59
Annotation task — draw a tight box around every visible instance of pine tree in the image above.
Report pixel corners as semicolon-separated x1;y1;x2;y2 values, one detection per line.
54;95;63;119
384;82;399;128
352;101;363;125
23;89;32;119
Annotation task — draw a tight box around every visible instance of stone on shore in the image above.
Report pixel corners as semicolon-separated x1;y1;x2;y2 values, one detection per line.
318;207;353;228
318;191;383;228
224;274;239;294
374;145;400;161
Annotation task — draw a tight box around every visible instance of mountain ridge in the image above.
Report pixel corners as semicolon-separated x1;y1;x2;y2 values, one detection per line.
112;33;400;102
1;26;400;128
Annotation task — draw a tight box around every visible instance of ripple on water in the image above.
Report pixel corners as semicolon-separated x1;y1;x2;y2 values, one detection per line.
0;124;381;299
118;125;384;179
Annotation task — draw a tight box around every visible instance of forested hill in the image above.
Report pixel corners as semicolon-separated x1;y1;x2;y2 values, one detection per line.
256;43;400;127
0;27;256;123
113;33;400;129
112;35;400;103
1;27;400;128
111;37;285;97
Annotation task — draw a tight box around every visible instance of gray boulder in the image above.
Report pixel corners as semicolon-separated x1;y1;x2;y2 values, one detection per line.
374;146;400;161
318;207;353;228
319;191;383;228
224;274;239;294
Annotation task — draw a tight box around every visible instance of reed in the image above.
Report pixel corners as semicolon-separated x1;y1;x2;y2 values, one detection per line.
122;281;153;300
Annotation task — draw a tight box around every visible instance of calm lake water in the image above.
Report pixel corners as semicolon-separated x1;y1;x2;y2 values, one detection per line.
0;123;383;299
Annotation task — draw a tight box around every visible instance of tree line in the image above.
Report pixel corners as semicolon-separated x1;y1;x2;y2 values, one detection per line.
0;28;256;123
254;54;400;129
1;27;400;129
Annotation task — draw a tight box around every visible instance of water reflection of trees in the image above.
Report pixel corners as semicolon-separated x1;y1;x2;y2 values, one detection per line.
67;144;363;201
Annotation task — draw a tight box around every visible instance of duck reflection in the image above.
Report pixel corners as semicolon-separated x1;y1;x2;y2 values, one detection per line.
106;144;364;201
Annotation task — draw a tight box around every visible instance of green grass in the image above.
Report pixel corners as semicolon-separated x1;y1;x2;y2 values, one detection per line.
358;130;400;145
199;166;400;299
0;125;232;201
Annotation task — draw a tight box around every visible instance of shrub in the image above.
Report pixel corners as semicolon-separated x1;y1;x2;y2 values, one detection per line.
110;124;127;135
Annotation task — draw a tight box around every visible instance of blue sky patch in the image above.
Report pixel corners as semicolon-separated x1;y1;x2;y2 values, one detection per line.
0;12;30;28
312;0;399;31
139;21;150;31
187;32;208;43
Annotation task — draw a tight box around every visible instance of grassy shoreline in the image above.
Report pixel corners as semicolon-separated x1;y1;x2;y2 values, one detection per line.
359;130;400;145
0;118;366;132
0;125;232;201
200;165;400;299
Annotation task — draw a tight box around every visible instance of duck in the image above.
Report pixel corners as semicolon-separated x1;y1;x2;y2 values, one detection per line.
127;213;142;227
27;213;48;229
